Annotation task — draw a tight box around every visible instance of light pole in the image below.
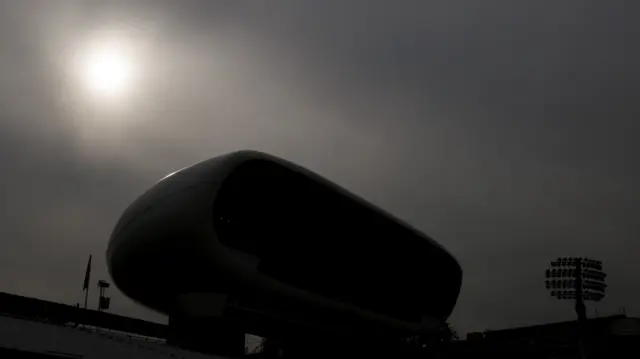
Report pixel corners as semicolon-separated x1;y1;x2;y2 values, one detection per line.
545;257;607;359
97;280;111;312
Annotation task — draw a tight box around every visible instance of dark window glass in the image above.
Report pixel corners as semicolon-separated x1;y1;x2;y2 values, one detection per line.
213;160;459;323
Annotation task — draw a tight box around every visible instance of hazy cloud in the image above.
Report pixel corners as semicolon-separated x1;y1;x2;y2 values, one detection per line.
1;0;638;334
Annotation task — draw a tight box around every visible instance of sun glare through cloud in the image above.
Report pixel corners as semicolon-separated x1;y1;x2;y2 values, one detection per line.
62;29;150;160
75;36;137;101
84;44;132;96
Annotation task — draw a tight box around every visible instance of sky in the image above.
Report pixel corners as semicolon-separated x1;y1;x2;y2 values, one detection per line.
0;0;638;337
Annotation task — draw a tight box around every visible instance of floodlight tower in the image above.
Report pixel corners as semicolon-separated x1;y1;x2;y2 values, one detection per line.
545;257;607;323
545;257;607;359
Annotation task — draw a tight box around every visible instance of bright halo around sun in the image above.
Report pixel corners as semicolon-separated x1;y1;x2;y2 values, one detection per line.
78;37;136;100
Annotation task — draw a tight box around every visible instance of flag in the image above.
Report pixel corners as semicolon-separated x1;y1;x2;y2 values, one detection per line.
83;255;92;291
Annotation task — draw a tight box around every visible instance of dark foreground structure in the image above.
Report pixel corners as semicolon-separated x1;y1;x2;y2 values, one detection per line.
107;150;463;356
3;290;638;359
461;315;640;359
0;291;212;359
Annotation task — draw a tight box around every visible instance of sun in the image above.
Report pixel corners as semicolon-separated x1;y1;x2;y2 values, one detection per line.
79;38;135;99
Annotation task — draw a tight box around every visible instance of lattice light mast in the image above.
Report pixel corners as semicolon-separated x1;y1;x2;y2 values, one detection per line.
545;257;607;323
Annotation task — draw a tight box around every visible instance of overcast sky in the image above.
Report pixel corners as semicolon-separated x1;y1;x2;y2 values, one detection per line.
0;1;638;336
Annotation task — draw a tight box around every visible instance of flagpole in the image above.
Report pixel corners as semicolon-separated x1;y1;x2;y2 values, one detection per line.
83;255;92;309
84;283;89;309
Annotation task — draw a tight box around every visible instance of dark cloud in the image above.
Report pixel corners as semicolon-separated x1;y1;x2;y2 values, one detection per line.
1;0;639;335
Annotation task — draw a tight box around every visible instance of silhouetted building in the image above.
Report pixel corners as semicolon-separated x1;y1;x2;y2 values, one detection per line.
0;291;215;359
464;315;640;359
108;151;463;356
